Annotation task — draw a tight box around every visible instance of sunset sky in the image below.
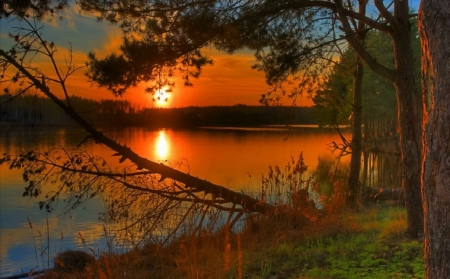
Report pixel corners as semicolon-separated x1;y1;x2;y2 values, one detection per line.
0;1;420;108
0;6;312;108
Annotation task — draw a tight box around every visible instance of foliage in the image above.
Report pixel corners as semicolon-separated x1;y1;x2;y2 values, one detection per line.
54;250;96;271
312;20;421;139
0;93;95;125
312;49;355;128
85;41;212;96
0;0;67;19
81;0;221;96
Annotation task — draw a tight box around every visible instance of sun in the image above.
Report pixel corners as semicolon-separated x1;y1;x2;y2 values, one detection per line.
153;87;171;107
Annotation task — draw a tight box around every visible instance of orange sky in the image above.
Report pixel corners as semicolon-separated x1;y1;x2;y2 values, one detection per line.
126;51;315;108
0;6;315;108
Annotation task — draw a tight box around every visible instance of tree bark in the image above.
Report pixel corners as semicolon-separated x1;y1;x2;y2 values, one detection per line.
419;0;450;276
391;0;423;238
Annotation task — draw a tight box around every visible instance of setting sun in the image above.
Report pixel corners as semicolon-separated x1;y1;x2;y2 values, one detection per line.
153;87;171;107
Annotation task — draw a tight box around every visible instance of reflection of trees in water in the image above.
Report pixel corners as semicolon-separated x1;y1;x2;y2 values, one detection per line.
315;152;401;198
314;155;349;196
364;152;401;189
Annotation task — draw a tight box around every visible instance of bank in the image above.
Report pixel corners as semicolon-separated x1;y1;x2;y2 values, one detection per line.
25;202;424;279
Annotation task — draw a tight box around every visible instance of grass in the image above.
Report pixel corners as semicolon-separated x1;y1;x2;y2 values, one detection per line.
35;201;424;279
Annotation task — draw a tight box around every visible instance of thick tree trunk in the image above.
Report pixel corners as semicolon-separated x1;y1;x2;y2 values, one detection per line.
419;1;450;277
391;1;423;238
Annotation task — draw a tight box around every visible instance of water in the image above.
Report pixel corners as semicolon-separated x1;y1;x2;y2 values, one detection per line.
0;126;348;277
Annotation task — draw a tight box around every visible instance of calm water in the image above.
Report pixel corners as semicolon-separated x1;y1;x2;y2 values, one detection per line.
0;126;347;277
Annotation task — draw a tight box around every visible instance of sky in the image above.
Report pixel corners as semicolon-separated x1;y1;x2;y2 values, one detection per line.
0;0;421;108
0;5;309;108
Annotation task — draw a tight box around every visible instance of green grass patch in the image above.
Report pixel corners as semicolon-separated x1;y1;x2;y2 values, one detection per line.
252;204;425;279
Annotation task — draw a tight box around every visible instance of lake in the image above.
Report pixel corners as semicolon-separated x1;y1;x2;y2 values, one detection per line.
0;126;349;277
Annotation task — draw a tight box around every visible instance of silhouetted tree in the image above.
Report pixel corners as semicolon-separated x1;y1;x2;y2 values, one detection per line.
312;49;353;151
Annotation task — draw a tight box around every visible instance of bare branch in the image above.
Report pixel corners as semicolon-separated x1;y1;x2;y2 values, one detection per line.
374;0;397;27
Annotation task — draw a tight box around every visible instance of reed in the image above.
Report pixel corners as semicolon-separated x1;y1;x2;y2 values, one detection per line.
24;153;423;279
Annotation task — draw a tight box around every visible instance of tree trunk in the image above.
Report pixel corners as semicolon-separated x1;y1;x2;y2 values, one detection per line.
391;0;423;238
348;55;363;206
339;0;424;237
419;0;450;276
347;0;365;207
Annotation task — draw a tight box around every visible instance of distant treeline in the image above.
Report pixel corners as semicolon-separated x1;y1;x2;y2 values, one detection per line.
0;94;317;128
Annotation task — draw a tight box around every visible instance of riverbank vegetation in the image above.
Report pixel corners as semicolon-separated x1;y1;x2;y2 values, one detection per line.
36;203;423;279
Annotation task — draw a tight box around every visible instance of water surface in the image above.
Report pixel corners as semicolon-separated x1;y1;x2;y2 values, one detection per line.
0;126;347;276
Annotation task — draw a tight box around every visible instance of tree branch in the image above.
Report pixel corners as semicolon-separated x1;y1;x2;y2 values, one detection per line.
334;0;398;82
374;0;397;27
0;48;275;215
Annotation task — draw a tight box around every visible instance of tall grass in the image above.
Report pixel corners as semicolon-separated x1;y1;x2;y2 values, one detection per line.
30;153;421;279
34;197;422;279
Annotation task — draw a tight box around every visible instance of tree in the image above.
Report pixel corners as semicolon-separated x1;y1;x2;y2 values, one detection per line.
314;23;421;204
419;0;450;276
346;0;366;206
313;49;353;122
313;45;365;205
362;30;397;140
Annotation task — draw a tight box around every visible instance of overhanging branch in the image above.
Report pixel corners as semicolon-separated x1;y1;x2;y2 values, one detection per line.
0;48;274;215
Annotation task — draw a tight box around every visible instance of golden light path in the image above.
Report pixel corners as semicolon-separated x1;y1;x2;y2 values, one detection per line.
155;130;170;159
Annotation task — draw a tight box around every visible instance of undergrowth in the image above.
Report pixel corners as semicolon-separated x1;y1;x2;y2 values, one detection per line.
35;202;424;279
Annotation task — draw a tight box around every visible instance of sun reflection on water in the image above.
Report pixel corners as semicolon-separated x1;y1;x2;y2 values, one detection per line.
155;130;169;159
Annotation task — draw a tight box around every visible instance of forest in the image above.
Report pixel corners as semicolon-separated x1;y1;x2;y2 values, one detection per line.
0;94;317;127
1;0;450;278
